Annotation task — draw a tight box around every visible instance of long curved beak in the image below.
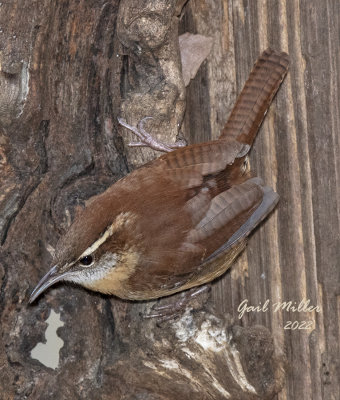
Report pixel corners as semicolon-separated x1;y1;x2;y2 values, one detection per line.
29;265;68;304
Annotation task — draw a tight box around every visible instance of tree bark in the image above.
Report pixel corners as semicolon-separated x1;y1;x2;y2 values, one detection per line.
0;1;339;399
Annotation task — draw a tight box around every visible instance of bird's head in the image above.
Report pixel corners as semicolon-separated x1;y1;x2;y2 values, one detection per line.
29;193;139;303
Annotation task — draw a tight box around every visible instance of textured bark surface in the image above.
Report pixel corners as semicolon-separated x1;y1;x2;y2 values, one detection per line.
0;1;339;399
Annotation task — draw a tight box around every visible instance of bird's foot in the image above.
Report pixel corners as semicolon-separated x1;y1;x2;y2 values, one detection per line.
118;117;186;153
145;284;211;322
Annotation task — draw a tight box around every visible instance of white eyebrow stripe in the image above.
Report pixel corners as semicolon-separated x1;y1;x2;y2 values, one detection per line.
77;212;133;261
78;223;116;260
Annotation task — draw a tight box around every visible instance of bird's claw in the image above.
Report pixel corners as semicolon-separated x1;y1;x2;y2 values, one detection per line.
118;117;186;153
144;285;211;322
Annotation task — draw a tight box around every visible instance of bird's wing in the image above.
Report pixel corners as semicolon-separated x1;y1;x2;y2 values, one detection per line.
187;178;264;243
156;139;250;188
177;178;279;289
144;178;278;294
201;178;279;258
152;140;273;262
183;177;274;257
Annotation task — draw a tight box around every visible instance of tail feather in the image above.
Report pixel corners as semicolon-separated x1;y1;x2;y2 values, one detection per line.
219;48;289;145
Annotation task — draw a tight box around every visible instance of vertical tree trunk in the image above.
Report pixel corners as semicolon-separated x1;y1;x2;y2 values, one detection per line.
0;1;339;399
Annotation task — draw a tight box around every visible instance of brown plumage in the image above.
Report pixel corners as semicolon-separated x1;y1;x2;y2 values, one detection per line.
220;48;290;144
29;49;289;303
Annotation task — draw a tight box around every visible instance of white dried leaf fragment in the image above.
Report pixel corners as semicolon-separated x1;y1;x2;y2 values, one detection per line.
179;33;213;86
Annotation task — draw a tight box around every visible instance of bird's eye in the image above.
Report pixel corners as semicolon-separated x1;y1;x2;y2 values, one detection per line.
79;255;93;266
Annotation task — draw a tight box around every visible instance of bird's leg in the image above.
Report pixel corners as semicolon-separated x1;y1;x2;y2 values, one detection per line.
118;117;186;153
145;284;211;322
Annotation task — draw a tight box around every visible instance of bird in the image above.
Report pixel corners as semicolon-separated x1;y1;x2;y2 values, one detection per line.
29;48;289;304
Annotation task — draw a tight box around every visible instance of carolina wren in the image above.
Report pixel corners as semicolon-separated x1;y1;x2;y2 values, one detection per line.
29;49;289;303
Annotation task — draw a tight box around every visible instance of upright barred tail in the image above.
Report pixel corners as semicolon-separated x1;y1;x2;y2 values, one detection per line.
219;48;289;145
